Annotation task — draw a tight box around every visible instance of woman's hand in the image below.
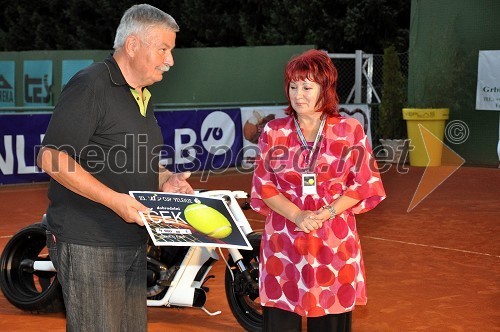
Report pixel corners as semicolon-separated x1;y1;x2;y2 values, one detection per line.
262;194;328;233
314;207;333;222
293;210;324;233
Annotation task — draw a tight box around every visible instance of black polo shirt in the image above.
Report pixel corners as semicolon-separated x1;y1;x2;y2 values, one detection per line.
42;55;164;246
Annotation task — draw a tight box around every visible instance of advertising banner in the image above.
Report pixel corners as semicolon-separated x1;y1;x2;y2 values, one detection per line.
0;113;51;184
61;60;93;90
155;108;243;172
0;106;371;185
476;50;500;111
0;61;15;107
240;106;287;167
1;109;243;184
23;60;52;106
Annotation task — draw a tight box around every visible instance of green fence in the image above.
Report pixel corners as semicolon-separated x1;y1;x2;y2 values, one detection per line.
408;0;499;166
0;45;313;110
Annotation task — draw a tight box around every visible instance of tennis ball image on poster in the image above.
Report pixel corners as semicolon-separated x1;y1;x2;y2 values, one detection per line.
184;203;233;239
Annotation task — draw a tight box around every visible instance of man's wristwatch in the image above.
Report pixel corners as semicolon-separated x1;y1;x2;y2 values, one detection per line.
322;205;337;220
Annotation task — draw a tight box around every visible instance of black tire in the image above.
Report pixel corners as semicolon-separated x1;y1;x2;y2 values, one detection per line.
225;231;262;332
0;223;65;313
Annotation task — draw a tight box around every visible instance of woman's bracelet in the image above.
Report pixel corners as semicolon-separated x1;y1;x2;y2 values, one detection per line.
322;205;337;220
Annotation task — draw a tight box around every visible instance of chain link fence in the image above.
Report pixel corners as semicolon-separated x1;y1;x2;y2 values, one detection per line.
331;51;409;146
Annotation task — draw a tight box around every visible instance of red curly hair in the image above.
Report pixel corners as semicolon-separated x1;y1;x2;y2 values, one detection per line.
284;49;339;116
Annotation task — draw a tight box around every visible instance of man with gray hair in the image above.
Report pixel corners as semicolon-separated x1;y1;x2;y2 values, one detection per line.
37;4;192;331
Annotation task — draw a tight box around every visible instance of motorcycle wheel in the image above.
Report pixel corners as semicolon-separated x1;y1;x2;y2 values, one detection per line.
0;223;64;313
224;231;262;332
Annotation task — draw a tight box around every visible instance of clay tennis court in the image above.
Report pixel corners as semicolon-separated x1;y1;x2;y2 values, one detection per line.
0;166;499;331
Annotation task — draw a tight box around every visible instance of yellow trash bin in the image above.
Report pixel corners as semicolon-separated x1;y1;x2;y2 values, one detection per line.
402;108;449;166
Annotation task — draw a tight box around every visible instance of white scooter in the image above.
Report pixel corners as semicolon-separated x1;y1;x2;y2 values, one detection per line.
0;190;262;332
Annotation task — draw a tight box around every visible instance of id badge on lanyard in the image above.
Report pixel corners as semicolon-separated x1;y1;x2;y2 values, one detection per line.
294;114;326;197
302;173;318;195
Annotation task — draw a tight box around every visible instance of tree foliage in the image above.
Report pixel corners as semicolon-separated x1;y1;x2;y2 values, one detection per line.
378;45;407;139
0;0;410;53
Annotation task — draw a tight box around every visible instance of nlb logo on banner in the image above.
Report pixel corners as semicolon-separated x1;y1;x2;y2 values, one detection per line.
0;114;52;184
154;109;242;173
0;109;243;185
0;105;372;184
200;111;236;155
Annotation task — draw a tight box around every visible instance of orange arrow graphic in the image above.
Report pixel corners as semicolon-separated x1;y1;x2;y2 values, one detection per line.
407;124;465;212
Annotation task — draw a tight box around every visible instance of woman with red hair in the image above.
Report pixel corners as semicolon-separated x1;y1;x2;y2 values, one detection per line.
251;49;386;331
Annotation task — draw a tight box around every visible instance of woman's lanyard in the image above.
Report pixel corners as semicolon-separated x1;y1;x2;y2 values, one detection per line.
293;114;327;173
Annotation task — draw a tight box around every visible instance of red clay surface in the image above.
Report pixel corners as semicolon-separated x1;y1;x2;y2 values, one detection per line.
0;166;499;331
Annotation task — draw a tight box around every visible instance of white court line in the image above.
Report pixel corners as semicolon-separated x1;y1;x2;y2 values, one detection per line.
364;236;500;258
247;218;500;258
4;220;496;258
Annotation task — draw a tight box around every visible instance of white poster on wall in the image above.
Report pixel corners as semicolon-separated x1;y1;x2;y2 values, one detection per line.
476;50;500;111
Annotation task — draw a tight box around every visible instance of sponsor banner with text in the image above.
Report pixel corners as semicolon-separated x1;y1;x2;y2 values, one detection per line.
476;50;500;111
0;105;371;184
0;113;51;184
0;109;243;184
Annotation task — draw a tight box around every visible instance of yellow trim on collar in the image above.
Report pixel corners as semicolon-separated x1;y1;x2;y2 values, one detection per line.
130;88;151;117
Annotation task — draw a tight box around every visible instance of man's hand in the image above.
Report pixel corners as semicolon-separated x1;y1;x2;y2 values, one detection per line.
161;171;194;194
108;193;149;226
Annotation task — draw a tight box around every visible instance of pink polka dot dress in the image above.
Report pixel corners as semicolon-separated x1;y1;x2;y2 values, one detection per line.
251;115;386;317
